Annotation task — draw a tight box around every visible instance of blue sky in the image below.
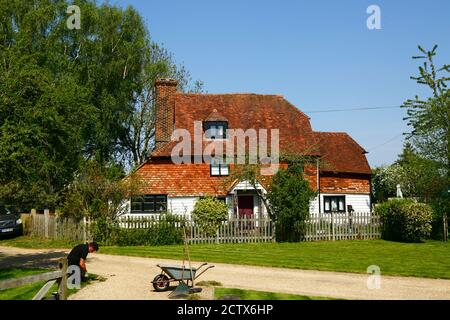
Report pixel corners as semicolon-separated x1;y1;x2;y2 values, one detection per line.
108;0;449;167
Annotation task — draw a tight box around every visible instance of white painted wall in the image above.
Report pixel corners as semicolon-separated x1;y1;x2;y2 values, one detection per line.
167;196;198;215
309;194;371;215
122;195;236;218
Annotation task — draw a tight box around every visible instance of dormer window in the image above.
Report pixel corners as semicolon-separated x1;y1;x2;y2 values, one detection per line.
204;121;228;139
210;159;230;176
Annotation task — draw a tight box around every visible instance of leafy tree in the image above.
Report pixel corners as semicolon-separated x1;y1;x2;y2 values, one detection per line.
0;0;200;208
372;143;446;203
401;45;449;237
267;163;316;242
59;159;141;220
402;45;449;175
118;44;203;170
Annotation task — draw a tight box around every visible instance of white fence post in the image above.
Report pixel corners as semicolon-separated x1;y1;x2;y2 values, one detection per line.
331;211;335;241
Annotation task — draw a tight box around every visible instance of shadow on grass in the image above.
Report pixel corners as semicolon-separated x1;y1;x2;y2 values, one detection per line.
0;251;67;269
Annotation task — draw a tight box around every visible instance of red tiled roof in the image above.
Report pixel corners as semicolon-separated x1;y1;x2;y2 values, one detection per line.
147;93;371;184
152;93;320;157
314;132;371;175
135;159;229;197
204;109;228;122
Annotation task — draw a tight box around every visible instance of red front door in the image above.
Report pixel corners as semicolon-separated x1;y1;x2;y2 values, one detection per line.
238;196;254;217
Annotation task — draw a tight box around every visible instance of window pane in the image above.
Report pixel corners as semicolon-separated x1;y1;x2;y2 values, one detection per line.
131;196;143;212
143;201;154;212
324;198;330;211
210;125;217;138
211;165;220;175
331;198;338;211
338;198;345;211
131;202;142;212
155;196;167;212
220;164;229;175
204;121;228;139
217;125;223;138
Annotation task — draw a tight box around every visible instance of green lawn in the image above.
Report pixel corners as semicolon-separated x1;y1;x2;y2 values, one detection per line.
0;269;52;300
99;240;450;279
214;288;334;300
0;236;76;249
2;236;450;279
0;268;99;300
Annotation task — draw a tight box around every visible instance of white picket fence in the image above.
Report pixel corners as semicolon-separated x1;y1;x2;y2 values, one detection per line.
305;212;381;241
118;212;381;243
118;215;275;244
25;210;381;243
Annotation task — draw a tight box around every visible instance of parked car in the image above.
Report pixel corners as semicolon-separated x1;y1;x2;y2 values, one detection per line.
0;206;23;238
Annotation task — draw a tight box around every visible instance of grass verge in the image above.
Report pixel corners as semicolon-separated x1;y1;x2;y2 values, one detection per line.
214;288;335;300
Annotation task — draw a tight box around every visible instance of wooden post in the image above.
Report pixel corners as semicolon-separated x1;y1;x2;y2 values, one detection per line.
331;211;335;241
444;213;448;242
44;209;50;239
57;258;68;300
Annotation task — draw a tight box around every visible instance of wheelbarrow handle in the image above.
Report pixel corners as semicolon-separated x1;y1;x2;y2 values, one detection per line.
197;262;208;269
194;265;215;280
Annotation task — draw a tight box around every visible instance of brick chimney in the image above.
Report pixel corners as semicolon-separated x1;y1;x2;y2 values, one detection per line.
155;78;178;150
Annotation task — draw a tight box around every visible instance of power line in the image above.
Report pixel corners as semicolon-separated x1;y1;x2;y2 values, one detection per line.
304;106;401;114
367;133;404;152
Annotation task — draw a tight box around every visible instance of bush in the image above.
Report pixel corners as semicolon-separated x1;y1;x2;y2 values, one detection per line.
91;214;184;246
191;197;228;237
375;199;433;242
268;163;316;242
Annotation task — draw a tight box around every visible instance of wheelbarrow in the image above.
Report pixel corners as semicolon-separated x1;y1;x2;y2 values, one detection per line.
152;262;214;292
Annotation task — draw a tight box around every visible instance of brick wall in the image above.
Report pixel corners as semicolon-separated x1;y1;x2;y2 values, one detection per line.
155;78;178;150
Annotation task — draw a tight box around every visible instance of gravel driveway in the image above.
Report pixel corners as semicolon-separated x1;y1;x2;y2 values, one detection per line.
1;246;450;300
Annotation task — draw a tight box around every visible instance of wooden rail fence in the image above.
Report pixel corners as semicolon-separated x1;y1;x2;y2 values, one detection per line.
0;259;68;300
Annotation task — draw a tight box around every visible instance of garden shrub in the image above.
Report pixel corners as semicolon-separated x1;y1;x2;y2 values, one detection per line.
268;163;316;242
191;197;228;237
91;213;184;246
375;199;433;242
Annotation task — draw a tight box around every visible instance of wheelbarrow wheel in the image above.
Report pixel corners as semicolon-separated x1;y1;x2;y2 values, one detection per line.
153;274;170;292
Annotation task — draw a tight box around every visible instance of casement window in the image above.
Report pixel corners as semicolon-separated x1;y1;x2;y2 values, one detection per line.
210;160;230;176
131;195;167;213
216;197;227;203
204;121;228;139
324;196;346;213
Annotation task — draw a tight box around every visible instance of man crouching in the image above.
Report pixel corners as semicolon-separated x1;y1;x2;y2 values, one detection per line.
67;242;99;282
